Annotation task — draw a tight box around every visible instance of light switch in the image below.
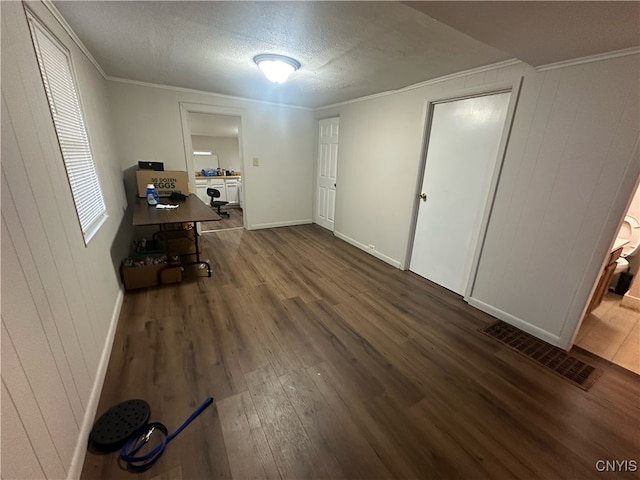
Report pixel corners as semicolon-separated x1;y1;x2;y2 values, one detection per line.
252;157;259;166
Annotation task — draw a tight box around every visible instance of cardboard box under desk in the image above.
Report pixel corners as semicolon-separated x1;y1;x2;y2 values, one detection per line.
155;230;200;256
122;255;182;290
136;170;189;197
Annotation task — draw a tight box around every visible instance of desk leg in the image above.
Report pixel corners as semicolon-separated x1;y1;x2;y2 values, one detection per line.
157;223;211;278
193;221;211;277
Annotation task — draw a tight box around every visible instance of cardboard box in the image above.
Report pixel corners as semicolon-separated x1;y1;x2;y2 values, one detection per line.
122;255;183;290
156;230;200;256
136;170;189;197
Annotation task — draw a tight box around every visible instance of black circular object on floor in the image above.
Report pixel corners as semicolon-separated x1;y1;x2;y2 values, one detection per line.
89;399;150;452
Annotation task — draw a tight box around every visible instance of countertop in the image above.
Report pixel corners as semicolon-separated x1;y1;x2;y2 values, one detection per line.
195;175;241;181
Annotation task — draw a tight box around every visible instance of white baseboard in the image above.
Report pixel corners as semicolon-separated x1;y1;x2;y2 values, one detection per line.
67;289;124;480
200;226;244;234
334;231;402;269
249;218;313;230
372;249;402;269
467;296;565;349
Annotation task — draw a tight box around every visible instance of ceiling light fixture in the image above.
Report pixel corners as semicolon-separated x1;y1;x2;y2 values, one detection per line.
253;54;300;83
193;151;212;156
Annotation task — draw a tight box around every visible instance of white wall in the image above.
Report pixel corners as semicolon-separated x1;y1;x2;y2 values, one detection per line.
191;135;241;172
108;81;316;229
3;4;637;477
191;135;221;170
317;63;530;265
317;55;640;349
472;57;639;347
1;1;128;478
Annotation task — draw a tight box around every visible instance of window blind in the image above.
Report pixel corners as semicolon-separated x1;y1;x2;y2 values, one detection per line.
27;13;107;244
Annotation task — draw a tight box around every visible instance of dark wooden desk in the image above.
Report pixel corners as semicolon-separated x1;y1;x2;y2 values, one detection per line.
132;195;220;276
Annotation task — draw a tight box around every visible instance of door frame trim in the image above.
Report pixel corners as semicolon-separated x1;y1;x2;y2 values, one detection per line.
403;78;524;300
179;102;248;229
565;140;640;349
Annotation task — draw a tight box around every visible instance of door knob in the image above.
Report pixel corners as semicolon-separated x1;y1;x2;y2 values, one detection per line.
419;193;427;201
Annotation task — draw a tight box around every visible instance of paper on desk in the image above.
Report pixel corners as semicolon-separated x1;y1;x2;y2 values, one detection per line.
156;204;179;209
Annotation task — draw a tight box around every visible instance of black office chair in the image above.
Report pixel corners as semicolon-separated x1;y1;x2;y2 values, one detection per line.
207;188;230;217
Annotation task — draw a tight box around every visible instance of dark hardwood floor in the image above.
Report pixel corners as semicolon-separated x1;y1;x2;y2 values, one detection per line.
200;206;243;232
82;224;640;479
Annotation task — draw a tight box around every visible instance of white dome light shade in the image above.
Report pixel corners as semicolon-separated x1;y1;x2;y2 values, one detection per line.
254;54;301;83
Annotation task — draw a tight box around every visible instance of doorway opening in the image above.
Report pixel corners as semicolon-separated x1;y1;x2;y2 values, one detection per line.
179;103;247;231
574;176;640;375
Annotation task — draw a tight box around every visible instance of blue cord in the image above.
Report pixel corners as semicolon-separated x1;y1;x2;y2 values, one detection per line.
119;397;214;471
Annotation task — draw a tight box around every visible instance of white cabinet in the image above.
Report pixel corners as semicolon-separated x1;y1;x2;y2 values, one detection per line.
225;180;239;205
196;179;209;204
194;177;239;205
209;179;226;203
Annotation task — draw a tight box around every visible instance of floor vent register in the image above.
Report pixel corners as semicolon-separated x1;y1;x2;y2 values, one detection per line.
481;321;601;391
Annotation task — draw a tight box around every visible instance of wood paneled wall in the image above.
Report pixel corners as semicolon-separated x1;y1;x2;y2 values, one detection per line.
1;2;127;478
471;57;640;346
316;54;640;350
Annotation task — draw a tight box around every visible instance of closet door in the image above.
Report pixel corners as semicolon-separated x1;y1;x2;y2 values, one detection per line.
410;92;511;295
315;117;339;231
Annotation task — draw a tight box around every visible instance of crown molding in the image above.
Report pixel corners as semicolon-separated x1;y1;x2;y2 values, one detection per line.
40;0;310;110
29;3;640;111
107;76;314;111
41;0;108;78
536;46;640;72
316;59;523;110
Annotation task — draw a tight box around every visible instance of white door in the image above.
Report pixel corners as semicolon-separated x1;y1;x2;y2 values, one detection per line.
315;118;339;231
410;92;511;295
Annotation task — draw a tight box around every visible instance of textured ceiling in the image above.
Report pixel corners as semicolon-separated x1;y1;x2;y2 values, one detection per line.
52;1;511;107
52;1;640;109
405;1;640;67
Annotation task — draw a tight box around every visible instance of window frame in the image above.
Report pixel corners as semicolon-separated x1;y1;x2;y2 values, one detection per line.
26;10;108;245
